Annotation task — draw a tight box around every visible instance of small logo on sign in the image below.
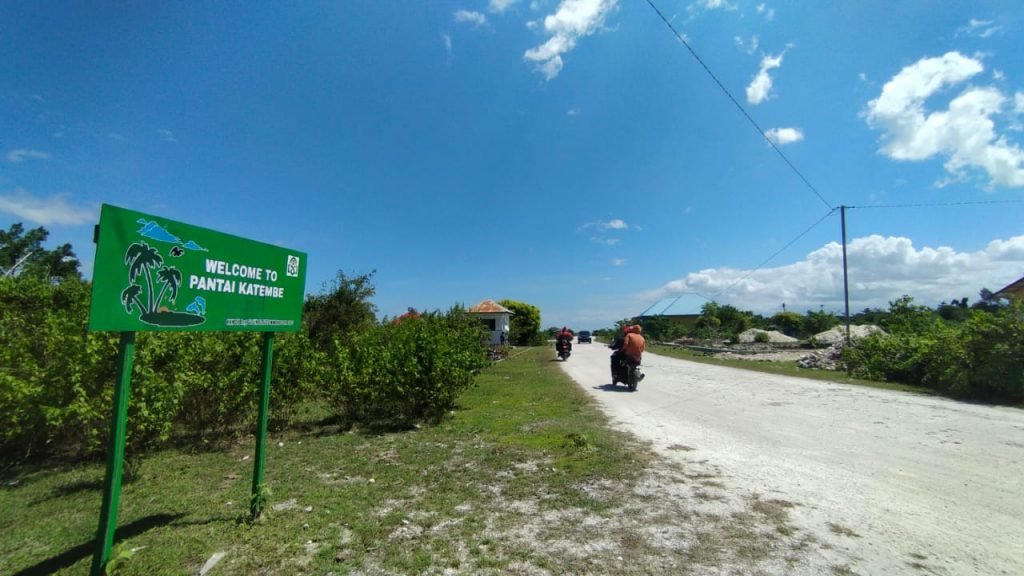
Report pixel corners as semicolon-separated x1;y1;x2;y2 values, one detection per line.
286;255;300;277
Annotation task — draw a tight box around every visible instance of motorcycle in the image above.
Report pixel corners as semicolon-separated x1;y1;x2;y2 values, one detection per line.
610;349;643;391
556;338;572;361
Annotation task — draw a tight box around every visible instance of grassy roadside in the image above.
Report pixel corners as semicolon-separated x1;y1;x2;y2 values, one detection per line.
645;343;934;396
1;347;841;575
0;347;654;575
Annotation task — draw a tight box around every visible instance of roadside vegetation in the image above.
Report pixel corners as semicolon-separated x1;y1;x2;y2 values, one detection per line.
595;290;1024;406
645;344;928;395
0;348;637;574
1;346;828;575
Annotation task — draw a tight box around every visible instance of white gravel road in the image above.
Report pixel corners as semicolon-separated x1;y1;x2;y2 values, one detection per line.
559;343;1024;575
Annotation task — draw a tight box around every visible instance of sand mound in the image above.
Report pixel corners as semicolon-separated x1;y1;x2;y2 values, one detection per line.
813;324;885;344
738;329;799;344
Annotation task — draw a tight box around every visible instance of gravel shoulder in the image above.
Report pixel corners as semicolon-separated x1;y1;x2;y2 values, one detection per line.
560;343;1024;575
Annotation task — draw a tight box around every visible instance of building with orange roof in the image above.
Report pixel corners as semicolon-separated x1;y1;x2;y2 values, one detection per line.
468;299;514;345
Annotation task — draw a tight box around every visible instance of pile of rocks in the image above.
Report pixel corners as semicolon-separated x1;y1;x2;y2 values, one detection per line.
797;343;845;370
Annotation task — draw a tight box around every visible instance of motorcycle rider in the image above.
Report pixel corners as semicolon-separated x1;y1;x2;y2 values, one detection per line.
611;325;645;381
609;325;630;377
556;326;574;355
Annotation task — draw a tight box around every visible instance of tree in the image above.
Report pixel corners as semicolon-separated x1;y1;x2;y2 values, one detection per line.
124;241;164;313
498;299;542;346
972;288;1007;313
638;315;684;342
771;311;804;337
695;301;753;338
804;308;839;336
0;223;81;281
937;297;970;322
883;295;936;335
304;270;379;351
155;266;183;307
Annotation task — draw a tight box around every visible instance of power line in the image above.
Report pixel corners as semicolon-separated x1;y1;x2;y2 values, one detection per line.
847;199;1024;210
643;0;833;211
710;208;836;301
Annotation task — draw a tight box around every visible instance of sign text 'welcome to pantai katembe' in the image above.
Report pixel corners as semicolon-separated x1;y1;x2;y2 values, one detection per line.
89;204;306;332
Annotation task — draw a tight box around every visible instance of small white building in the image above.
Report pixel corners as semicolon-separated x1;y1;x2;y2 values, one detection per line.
468;299;514;345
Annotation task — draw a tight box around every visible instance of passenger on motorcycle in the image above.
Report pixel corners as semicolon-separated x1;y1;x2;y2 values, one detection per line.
611;325;645;380
622;325;645;367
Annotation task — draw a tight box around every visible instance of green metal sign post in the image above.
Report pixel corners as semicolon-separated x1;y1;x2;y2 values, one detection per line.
89;332;136;576
88;204;306;575
251;332;274;519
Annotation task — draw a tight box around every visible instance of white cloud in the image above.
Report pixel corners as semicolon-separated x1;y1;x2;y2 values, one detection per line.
640;234;1024;314
865;51;1024;188
523;0;618;81
756;3;774;21
765;127;804;145
454;10;488;28
688;0;735;16
6;149;51;163
0;188;95;226
734;34;758;54
613;258;626;266
582;218;629;245
993;69;1005;81
956;18;1002;39
490;0;519;12
567;108;579;115
442;33;453;57
156;129;177;143
746;52;784;105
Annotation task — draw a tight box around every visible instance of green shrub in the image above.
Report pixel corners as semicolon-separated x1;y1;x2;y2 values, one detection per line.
332;307;488;428
753;331;770;344
921;305;1024;402
0;276;331;461
843;331;933;384
845;302;1024;404
0;276;115;459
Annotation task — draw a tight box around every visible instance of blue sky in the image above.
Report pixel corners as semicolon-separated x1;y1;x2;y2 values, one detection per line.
4;0;1024;329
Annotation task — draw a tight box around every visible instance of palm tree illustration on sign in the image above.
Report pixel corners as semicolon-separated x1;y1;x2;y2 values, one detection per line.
120;241;204;327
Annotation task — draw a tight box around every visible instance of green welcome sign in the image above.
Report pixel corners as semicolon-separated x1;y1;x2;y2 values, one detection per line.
89;204;307;332
87;204;308;575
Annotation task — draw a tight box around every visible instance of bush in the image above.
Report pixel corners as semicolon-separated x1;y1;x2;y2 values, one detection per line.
921;305;1024;402
0;276;116;460
753;331;770;344
842;331;933;384
844;302;1024;404
331;307;488;428
0;276;330;461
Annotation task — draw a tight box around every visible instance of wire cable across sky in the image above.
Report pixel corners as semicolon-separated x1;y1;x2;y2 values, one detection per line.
644;0;834;211
709;208;837;302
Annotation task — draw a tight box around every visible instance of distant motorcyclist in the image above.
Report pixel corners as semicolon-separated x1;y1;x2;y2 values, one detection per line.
556;326;574;353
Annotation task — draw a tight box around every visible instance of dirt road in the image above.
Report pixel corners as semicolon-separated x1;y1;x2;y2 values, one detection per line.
560;343;1024;575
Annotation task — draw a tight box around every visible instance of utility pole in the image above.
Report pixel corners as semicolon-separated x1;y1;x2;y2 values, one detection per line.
840;206;851;345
